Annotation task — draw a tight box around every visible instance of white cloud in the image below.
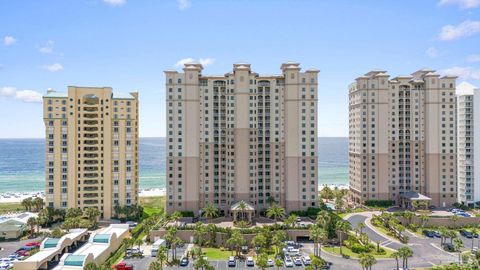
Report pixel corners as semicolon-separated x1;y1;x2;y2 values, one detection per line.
174;57;214;67
3;36;16;46
440;66;480;80
467;54;480;62
43;63;64;72
438;0;480;9
178;0;191;10
439;20;480;40
103;0;126;6
0;87;42;103
39;40;54;54
0;87;16;97
426;47;439;58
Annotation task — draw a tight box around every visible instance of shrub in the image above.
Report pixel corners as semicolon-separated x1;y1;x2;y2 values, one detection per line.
364;200;395;208
376;248;386;255
351;243;369;253
180;211;194;217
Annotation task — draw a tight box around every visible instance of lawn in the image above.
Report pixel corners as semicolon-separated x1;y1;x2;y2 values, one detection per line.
0;202;23;214
139;196;165;216
202;247;234;260
323;245;394;259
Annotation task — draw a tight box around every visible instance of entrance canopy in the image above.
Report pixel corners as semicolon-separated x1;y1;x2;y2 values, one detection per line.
400;191;431;209
230;201;255;222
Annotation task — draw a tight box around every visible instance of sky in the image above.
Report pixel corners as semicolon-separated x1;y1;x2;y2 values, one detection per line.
1;0;480;138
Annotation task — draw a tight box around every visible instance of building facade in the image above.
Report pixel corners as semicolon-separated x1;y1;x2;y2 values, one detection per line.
165;62;319;215
457;82;480;206
43;86;139;219
349;70;457;207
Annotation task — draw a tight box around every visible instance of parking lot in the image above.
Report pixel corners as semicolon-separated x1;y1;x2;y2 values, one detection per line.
0;237;42;258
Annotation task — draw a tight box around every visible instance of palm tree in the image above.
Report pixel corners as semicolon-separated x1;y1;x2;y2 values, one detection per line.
226;230;245;257
272;230;287;256
359;253;376;270
358;222;366;236
453;237;464;263
284;214;297;228
201;203;219;221
156;246;168;270
390;251;401;270
274;258;283;270
309;224;326;258
471;227;479;251
403;211;415;225
194;222;208;253
311;256;325;270
252;232;267;253
316;210;330;230
266;204;285;224
237;201;248;221
149;261;162;270
335;220;351;255
21;197;33;212
420;213;429;228
450;215;459;229
165;226;179;260
398;246;413;269
33;197;45;212
27;217;37;236
84;262;98;270
84;207;101;227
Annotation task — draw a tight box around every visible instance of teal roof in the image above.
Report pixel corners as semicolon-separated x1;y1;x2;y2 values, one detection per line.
64;255;86;266
43;92;68;98
44;238;60;248
112;92;135;100
93;234;110;243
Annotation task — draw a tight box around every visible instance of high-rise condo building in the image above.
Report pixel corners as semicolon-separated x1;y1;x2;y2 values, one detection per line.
43;86;139;219
457;82;480;206
349;70;457;207
165;62;319;215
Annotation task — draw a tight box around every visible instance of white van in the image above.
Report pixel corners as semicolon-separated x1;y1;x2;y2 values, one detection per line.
151;239;166;257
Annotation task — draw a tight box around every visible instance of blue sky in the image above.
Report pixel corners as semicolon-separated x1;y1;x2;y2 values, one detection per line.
1;0;480;138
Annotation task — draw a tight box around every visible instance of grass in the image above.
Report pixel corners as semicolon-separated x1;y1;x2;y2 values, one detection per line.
202;247;234;260
0;202;23;214
323;245;394;259
139;196;165;216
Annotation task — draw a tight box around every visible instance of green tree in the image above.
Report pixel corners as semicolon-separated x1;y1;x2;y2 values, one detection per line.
358;222;366;236
256;253;268;270
310;224;327;258
33;197;45;212
390;251;401;270
266;204;285;224
66;208;83;219
284;214;298;228
201;203;219;221
274;258;283;270
252;232;267;253
27;217;37;235
156;246;168;269
398;246;413;269
51;227;65;238
316;210;331;230
311;256;325;270
403;211;415;224
226;230;245;257
359;253;376;270
84;262;98;270
271;230;287;256
420;213;430;228
319;186;334;200
453;237;464;263
194;222;208;253
149;261;162;270
335;220;351;255
450;215;459;229
84;207;101;227
21;197;33;212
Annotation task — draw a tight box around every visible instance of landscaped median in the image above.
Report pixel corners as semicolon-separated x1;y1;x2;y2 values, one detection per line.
323;244;395;259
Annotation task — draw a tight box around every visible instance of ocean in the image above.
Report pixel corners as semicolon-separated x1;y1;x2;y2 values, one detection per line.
0;137;348;193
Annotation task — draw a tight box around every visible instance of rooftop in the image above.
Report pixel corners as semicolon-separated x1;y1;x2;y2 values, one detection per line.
457;81;478;96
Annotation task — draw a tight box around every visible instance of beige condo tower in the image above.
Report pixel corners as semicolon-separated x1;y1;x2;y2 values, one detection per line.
43;86;139;219
165;62;319;216
349;70;457;207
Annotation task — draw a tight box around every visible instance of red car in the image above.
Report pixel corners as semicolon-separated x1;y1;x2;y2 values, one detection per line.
25;242;41;247
114;262;134;270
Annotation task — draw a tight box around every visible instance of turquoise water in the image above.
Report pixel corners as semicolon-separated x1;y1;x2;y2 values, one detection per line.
0;137;348;193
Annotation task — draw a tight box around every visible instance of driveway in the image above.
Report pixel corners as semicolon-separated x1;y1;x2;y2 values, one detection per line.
345;213;457;269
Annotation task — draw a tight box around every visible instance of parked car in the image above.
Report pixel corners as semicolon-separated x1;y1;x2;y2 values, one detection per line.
25;242;40;247
451;208;460;213
246;256;254;267
293;256;302;266
302;255;311;265
180;257;189;267
114;262;134;270
284;257;294;267
267;259;274;267
433;231;441;238
228;256;236;267
461;230;473;238
296;217;302;222
443;243;455;252
125;221;138;228
423;230;434;238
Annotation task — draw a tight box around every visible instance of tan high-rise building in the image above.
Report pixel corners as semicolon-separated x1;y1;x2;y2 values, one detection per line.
43;86;139;219
165;62;319;215
349;70;457;207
